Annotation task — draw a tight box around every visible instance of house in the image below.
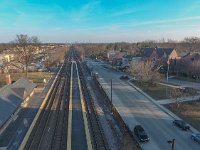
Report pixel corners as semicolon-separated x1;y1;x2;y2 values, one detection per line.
131;57;142;64
0;53;15;64
107;50;116;62
0;78;37;127
107;50;127;66
142;47;178;62
177;52;200;78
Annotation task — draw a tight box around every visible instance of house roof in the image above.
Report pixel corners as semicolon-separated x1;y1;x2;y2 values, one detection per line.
143;48;174;58
182;52;200;61
0;78;36;127
114;52;126;59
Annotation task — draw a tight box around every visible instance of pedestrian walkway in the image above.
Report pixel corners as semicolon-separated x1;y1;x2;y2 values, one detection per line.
157;95;200;105
162;78;200;91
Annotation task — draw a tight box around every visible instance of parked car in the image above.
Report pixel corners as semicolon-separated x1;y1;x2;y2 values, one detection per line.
191;133;200;143
173;120;190;130
134;125;149;142
119;75;129;80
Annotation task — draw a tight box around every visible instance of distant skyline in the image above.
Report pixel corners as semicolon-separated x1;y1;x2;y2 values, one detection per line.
1;0;200;43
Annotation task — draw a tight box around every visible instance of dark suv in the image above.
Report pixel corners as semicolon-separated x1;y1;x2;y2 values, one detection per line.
119;75;129;80
134;125;149;142
173;120;190;130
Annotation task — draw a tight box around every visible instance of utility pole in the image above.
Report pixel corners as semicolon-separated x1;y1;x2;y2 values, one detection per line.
171;139;175;150
111;79;113;111
167;138;175;150
166;58;170;97
167;58;170;82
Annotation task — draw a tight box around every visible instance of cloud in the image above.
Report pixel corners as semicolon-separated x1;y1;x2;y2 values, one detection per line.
110;7;145;17
99;16;200;30
182;1;200;16
68;0;101;22
137;16;200;25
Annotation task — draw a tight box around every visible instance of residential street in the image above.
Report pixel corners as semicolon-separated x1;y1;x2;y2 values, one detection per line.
89;60;200;150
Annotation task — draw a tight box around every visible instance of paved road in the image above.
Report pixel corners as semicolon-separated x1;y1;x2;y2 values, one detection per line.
162;78;200;90
89;60;199;150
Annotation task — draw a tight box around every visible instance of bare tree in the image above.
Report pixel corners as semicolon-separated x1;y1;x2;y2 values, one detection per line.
129;60;161;85
168;88;190;111
183;37;200;52
14;34;40;77
169;88;183;110
190;60;200;77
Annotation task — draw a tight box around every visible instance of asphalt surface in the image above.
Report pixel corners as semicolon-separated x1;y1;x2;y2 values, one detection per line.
71;63;87;150
89;60;200;150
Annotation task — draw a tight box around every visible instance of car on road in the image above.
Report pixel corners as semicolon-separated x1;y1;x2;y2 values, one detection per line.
191;133;200;143
134;125;149;142
173;120;190;130
119;75;129;80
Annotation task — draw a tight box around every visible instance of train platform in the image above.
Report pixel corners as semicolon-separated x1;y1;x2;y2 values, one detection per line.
67;62;92;150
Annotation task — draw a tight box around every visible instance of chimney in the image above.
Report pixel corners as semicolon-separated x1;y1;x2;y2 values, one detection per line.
5;74;11;84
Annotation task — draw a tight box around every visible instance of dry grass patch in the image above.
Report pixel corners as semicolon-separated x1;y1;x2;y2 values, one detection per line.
165;100;200;131
131;80;175;100
0;72;52;88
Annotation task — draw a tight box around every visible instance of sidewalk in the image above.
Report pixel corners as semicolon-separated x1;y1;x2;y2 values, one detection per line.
127;81;200;134
157;95;200;105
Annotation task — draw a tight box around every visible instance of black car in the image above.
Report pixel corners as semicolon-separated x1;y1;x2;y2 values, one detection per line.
134;125;149;142
173;120;190;130
119;75;129;80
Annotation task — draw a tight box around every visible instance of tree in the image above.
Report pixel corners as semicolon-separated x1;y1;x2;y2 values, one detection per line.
168;88;190;111
190;60;200;78
183;37;200;52
14;34;40;77
129;60;161;85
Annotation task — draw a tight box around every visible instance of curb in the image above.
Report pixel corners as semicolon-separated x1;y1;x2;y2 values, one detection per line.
127;81;178;119
127;81;200;134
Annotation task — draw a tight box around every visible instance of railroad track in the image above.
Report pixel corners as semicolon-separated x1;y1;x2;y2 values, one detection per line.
73;50;108;150
23;51;72;150
21;48;108;150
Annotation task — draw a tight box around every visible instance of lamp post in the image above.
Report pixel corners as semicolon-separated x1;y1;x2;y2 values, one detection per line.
167;138;175;150
110;79;113;111
167;58;170;82
166;58;170;97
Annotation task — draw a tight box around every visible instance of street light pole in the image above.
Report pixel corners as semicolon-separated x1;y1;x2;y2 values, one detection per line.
171;139;175;150
111;79;113;110
167;138;175;150
167;58;170;82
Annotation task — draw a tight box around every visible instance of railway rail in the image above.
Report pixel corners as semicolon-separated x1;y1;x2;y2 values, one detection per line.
74;51;108;150
20;49;108;150
22;51;72;150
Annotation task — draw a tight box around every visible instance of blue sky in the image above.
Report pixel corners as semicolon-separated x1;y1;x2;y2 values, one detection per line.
1;0;200;43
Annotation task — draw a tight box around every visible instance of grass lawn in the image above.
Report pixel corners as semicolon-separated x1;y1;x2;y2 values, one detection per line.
165;100;200;131
0;72;52;88
131;80;176;100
